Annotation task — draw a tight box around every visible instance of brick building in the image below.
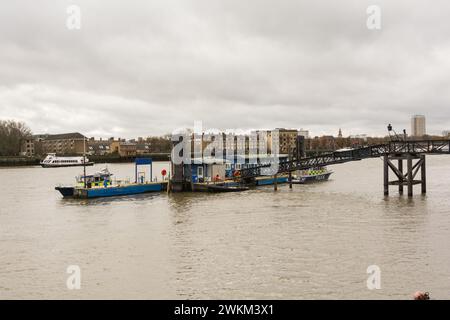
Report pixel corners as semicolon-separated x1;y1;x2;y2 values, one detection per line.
39;132;87;155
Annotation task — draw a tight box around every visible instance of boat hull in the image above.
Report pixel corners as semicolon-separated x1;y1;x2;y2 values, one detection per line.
73;182;167;198
208;185;249;192
55;186;75;197
192;182;249;192
292;172;333;184
41;162;95;168
255;176;288;186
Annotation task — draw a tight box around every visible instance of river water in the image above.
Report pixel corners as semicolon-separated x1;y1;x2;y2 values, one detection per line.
1;157;450;299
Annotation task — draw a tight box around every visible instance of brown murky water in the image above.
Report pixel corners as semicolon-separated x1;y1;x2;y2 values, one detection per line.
1;157;450;299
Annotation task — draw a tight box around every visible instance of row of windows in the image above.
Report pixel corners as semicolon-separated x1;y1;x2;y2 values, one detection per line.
43;141;75;144
52;160;79;164
225;163;262;170
88;145;110;150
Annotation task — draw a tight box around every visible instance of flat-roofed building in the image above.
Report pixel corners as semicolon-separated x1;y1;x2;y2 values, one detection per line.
39;132;87;155
110;140;137;157
87;138;112;156
268;128;298;154
136;143;152;155
247;130;270;156
20;137;35;156
411;115;426;137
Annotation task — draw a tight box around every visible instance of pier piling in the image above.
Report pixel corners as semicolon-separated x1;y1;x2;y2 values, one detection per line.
288;146;293;189
289;171;292;189
384;155;389;196
398;159;403;195
407;154;413;197
421;155;426;194
383;153;427;197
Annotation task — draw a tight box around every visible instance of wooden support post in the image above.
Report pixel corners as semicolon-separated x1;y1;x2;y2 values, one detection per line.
167;172;171;193
398;158;403;195
384;155;389;196
274;174;278;191
407;154;413;197
421;155;426;194
135;162;138;184
288;145;292;189
150;163;153;183
289;171;292;189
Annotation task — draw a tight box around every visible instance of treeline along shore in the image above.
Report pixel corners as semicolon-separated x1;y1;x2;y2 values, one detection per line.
0;119;173;167
3;118;449;168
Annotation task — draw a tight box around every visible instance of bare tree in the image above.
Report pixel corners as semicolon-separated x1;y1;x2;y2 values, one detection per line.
145;135;172;153
0;120;32;156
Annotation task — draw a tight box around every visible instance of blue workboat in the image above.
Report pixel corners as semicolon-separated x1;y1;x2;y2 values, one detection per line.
72;181;166;198
55;158;168;199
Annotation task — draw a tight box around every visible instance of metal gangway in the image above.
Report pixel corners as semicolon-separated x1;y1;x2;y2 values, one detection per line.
237;140;450;196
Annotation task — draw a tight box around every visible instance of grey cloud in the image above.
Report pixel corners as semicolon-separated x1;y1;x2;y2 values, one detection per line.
1;0;450;137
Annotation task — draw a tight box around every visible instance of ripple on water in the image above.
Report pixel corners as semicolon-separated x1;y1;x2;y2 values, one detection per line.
1;159;450;299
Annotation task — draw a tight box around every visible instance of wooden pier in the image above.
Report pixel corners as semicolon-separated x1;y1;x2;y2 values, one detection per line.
237;140;450;197
383;154;426;197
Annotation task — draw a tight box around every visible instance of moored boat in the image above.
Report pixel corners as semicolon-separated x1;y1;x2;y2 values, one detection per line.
292;167;333;184
72;181;167;198
55;158;168;199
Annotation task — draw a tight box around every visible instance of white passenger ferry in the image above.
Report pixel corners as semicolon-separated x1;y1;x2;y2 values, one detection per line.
40;153;94;168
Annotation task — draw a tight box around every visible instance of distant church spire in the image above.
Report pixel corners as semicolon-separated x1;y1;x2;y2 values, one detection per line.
338;128;343;138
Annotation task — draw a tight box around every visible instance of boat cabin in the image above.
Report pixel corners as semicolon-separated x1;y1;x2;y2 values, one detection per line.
76;168;113;187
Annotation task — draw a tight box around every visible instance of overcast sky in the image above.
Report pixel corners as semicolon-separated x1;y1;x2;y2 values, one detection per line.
1;0;450;138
